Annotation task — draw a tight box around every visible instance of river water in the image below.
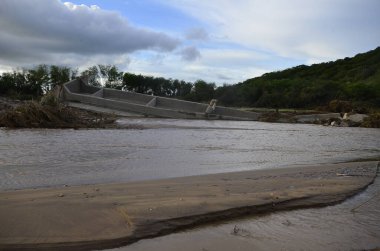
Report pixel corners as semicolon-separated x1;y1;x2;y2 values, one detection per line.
0;119;379;250
1;119;379;190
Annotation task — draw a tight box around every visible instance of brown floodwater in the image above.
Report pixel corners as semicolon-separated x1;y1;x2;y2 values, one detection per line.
0;119;379;190
0;119;379;250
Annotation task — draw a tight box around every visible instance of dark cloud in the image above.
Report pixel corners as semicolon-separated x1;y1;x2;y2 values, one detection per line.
0;0;180;66
216;74;232;81
179;46;201;61
185;28;209;41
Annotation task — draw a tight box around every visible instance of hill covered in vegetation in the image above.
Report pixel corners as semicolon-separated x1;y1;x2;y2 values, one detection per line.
215;47;380;110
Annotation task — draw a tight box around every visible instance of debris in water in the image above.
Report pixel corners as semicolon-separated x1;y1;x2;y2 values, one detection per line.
282;219;293;226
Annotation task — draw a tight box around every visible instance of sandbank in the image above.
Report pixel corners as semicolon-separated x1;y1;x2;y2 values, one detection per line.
0;161;378;250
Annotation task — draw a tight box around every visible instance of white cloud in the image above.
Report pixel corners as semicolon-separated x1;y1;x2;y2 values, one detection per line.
162;0;380;62
200;48;269;66
126;47;269;84
0;0;180;68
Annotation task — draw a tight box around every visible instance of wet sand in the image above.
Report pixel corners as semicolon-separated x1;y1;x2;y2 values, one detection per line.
0;161;378;251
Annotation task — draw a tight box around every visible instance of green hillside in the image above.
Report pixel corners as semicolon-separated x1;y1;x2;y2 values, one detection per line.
217;47;380;109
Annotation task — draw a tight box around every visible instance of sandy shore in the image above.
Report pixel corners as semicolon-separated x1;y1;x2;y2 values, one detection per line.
0;161;378;251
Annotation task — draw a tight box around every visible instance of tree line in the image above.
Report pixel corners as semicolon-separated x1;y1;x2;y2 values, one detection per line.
0;64;217;102
1;47;379;109
0;65;75;99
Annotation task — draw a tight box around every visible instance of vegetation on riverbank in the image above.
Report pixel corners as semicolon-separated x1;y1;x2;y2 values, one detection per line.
361;113;380;128
0;94;117;129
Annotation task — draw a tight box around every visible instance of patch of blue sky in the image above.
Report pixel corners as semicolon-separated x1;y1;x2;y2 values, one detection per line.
69;0;203;33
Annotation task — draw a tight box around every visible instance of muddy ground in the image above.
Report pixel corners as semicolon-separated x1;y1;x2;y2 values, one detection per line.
0;161;377;251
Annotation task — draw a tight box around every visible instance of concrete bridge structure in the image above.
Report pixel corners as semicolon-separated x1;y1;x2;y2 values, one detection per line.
62;78;260;120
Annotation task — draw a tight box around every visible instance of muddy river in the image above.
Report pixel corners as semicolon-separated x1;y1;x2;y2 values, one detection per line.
1;119;379;190
1;119;379;250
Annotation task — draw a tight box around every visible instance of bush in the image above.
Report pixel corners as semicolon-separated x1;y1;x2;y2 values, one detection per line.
40;92;58;107
361;113;380;128
328;100;353;113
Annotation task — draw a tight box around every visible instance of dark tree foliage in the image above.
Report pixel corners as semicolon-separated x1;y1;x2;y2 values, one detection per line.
50;65;71;90
0;65;77;99
221;47;380;108
122;72;194;99
185;80;216;102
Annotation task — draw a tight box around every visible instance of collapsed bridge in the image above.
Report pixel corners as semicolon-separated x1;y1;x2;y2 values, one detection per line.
62;78;260;120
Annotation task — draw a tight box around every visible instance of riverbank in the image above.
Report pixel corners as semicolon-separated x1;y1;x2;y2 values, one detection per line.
0;96;120;129
0;161;378;251
1;96;378;128
257;109;380;127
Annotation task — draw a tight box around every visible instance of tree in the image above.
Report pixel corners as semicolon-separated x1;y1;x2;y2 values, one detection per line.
0;72;17;95
50;65;71;90
81;66;101;87
186;80;215;102
123;72;145;92
26;65;49;97
215;84;241;106
98;65;123;90
179;81;192;97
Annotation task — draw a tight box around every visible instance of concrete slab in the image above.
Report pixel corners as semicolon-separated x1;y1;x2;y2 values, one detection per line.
65;102;144;117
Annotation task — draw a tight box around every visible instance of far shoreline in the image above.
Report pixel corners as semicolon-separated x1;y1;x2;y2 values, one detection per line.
1;95;378;129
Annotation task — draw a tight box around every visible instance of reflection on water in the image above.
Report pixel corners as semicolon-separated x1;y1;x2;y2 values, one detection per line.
109;175;380;251
1;119;380;190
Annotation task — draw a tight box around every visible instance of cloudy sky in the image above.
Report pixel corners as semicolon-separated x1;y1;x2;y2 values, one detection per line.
0;0;379;84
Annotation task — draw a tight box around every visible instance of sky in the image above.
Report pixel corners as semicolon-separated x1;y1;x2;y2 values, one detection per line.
0;0;379;84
